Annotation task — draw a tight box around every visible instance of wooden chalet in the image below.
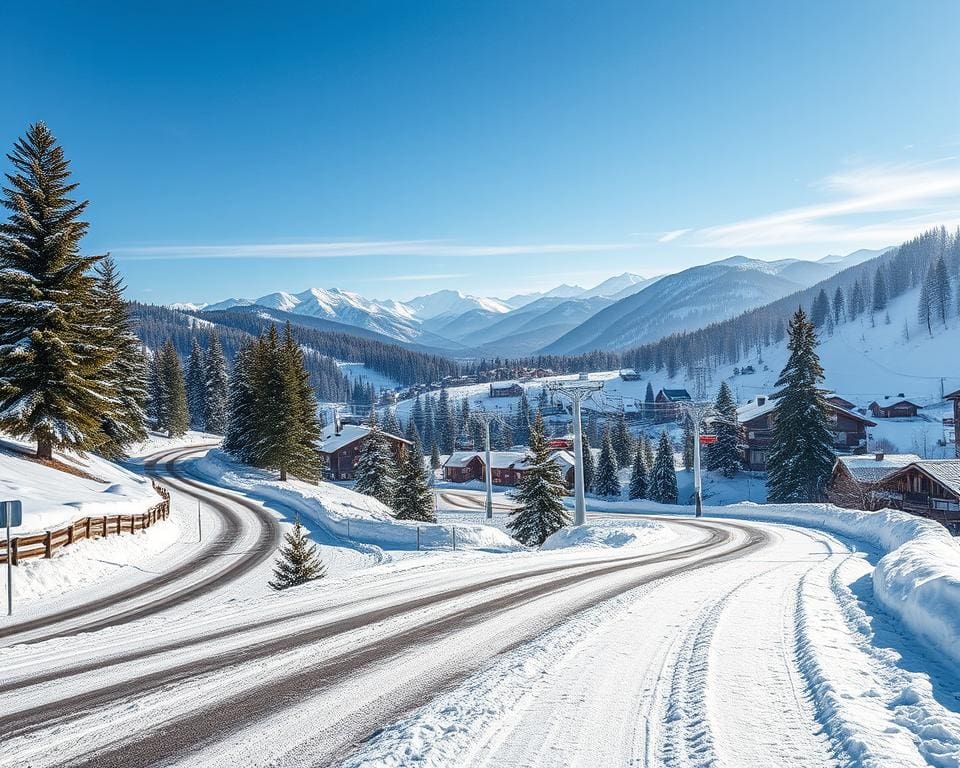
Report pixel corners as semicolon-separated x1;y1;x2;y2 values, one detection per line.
489;382;524;398
827;453;921;511
826;395;857;410
883;460;960;529
868;399;922;419
737;394;876;471
619;369;642;381
654;388;692;423
442;449;588;489
946;390;960;458
319;424;411;481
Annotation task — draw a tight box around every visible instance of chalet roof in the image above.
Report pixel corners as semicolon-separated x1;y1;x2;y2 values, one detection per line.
443;451;486;468
659;388;692;402
837;453;921;483
490;381;521;390
944;390;960;401
871;399;923;409
443;449;584;472
318;424;410;454
737;397;876;426
905;460;960;497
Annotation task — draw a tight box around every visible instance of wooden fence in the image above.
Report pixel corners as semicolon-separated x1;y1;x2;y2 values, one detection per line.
0;484;171;566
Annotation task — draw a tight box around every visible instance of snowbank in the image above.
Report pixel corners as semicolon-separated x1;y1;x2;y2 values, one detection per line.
588;495;960;670
191;450;522;553
0;438;162;535
541;518;673;551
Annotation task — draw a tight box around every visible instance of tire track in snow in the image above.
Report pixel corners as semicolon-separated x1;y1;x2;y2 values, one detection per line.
0;445;282;646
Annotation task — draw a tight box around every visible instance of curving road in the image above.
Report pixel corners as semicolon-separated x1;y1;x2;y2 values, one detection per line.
0;511;773;768
0;445;282;647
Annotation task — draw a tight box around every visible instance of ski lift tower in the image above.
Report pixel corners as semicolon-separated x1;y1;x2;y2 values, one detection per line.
680;400;715;518
546;374;604;526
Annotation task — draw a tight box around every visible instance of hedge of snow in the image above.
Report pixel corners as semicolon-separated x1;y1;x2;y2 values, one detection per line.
576;496;960;669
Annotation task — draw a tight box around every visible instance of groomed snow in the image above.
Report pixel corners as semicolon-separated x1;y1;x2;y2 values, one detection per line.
540;518;673;551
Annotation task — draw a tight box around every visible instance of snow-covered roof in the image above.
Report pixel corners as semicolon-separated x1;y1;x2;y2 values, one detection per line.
737;396;876;426
837;454;921;483
443;449;579;472
318;424;409;454
444;451;484;468
908;461;960;497
490;381;521;390
659;388;691;401
549;450;576;471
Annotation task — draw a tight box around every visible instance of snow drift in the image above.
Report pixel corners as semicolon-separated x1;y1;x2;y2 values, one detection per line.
541;518;673;551
192;449;522;552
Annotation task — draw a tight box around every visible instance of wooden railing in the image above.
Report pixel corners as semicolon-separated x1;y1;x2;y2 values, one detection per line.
0;483;171;565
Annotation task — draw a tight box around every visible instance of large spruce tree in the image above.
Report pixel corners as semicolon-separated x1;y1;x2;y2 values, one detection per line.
594;430;621;498
508;411;569;546
186;337;207;431
353;424;396;505
92;258;148;458
203;332;229;435
649;431;679;504
223;340;258;462
158;340;189;438
706;382;741;478
628;444;648;500
767;308;835;502
0;123;113;458
393;441;435;522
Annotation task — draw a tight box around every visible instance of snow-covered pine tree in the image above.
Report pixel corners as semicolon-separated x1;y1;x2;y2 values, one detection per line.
649;431;678;504
147;350;166;430
159;340;189;438
612;412;635;467
276;322;322;481
203;332;229;435
508;411;569;546
932;255;951;325
393;441;435;522
628;443;648;500
353;424;396;505
515;389;532;445
872;268;888;312
594;430;621;498
643;433;655;469
580;429;595;493
430;441;441;470
496;416;513;449
766;308;835;502
381;407;401;437
707;381;741;478
186;337;207;431
832;286;845;324
810;288;830;328
411;395;425;435
644;382;655;420
682;414;694;471
223;341;257;462
92;258;148;458
0;123;113;459
268;515;326;590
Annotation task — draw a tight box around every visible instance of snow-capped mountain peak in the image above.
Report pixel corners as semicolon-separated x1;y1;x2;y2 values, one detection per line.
403;289;511;320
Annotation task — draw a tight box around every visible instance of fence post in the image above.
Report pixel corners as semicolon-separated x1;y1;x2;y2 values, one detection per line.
67;523;74;546
101;516;108;538
130;515;135;534
417;526;420;551
44;530;53;558
11;539;18;566
86;517;92;539
346;519;351;540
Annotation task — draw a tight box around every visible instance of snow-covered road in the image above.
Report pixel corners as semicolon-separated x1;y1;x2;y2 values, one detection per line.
1;448;959;767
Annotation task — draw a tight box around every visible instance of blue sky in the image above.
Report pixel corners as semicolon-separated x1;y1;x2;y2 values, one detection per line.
3;1;959;305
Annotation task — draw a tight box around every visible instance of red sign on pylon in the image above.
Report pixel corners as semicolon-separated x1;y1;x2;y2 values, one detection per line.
699;435;718;445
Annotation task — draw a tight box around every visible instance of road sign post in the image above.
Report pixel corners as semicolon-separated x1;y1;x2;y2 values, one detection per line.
1;500;23;617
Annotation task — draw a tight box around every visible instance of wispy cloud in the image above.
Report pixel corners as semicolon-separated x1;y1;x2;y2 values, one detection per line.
376;272;472;282
112;239;636;261
692;159;960;248
658;228;691;243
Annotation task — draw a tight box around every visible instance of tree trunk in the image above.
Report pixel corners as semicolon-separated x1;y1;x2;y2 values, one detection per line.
280;467;287;482
36;437;53;460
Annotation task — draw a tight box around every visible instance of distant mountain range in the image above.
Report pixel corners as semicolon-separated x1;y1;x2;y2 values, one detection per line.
169;249;891;356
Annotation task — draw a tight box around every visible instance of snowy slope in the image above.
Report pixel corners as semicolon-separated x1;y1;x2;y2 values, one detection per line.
403;290;510;320
0;437;162;535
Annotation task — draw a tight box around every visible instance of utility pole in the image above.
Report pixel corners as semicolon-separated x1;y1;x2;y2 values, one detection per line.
547;376;604;526
471;407;501;520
